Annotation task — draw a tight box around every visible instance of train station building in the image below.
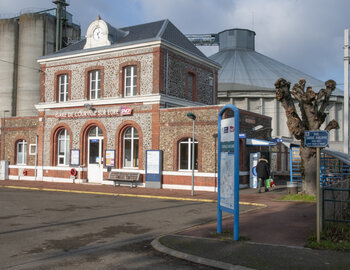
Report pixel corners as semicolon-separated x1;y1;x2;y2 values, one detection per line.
1;17;276;191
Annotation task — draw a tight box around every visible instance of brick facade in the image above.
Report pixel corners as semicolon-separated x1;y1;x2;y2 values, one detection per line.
1;18;275;191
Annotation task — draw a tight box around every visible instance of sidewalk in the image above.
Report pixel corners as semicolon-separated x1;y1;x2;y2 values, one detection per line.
1;180;349;269
153;187;350;270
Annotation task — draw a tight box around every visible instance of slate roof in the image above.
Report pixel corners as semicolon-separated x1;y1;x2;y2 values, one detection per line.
41;19;212;63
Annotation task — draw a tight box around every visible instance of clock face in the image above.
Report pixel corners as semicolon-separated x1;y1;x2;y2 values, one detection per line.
93;27;102;40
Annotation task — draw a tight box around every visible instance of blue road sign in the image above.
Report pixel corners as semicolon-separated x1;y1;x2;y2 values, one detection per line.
304;130;329;147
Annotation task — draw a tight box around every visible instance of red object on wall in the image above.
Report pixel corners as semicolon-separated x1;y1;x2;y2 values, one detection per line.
70;168;77;176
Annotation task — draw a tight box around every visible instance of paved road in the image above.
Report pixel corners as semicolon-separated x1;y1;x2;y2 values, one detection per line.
0;188;230;269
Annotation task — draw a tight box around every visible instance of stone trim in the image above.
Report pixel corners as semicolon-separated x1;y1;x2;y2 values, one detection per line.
153;47;165;94
40;64;46;102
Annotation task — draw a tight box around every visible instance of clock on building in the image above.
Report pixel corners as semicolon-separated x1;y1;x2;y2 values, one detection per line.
93;27;103;40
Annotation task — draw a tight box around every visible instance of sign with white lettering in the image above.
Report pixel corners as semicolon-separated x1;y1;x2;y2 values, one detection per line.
55;106;133;119
304;130;329;147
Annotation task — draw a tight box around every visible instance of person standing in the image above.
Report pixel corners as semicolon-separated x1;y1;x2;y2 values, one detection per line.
256;154;271;193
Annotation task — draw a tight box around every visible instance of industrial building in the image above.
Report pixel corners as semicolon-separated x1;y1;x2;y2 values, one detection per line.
0;1;80;117
208;28;343;151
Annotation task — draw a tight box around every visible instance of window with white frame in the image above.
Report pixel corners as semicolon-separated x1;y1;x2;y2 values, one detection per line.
58;74;68;102
58;129;70;166
124;66;137;97
179;138;198;170
123;127;139;168
89;70;101;100
16;140;27;165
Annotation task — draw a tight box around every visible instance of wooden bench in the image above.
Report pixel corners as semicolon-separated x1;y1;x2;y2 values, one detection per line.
106;171;140;188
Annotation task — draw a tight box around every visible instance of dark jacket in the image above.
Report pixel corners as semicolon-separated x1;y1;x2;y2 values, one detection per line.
256;158;270;180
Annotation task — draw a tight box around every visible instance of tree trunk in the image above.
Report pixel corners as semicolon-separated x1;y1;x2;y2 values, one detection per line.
300;145;317;195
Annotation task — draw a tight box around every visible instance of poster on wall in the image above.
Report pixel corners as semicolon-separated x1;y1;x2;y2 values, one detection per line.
105;150;116;167
70;149;80;167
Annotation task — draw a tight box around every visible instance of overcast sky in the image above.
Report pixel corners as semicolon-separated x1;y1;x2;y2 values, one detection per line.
1;0;349;90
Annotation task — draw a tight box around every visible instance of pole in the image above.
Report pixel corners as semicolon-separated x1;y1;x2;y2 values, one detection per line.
316;147;321;243
344;29;349;154
2;111;9;160
1;113;4;160
191;119;195;196
35;135;38;178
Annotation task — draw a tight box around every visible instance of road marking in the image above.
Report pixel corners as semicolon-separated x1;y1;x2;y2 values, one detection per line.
0;185;265;207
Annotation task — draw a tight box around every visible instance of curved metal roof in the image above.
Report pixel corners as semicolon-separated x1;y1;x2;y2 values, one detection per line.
209;29;343;96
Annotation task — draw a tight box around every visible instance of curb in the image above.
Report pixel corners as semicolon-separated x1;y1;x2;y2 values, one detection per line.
151;235;255;270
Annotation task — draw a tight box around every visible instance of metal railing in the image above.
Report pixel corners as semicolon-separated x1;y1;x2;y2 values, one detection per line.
321;154;350;224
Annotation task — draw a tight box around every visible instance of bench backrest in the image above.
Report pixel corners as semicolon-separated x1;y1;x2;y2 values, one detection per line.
108;171;140;181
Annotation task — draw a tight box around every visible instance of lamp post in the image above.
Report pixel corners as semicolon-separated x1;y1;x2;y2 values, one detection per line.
187;112;196;196
2;110;10;160
344;29;349;154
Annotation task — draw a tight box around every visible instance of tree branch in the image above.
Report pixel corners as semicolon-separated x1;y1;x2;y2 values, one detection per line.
275;78;304;139
325;119;339;131
317;80;336;116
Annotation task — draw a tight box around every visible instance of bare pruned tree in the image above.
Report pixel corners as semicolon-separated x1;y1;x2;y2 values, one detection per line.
275;78;339;195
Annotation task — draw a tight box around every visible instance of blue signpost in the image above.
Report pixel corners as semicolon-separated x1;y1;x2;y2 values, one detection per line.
217;104;240;241
304;130;329;243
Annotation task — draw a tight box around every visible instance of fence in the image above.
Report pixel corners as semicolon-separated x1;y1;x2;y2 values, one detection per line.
321;154;350;224
322;179;350;224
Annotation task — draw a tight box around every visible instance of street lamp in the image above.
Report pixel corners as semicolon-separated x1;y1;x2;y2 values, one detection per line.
187;112;196;196
2;110;10;160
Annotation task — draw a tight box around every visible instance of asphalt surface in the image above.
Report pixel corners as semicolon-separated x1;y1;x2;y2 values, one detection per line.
1;180;350;270
0;184;223;270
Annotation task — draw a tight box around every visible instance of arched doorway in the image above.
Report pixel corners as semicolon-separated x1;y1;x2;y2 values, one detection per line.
87;126;104;183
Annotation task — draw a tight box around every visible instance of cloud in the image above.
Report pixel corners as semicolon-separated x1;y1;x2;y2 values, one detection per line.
1;0;349;88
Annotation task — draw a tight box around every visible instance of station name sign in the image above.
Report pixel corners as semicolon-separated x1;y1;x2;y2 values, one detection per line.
304;130;329;147
55;106;133;119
